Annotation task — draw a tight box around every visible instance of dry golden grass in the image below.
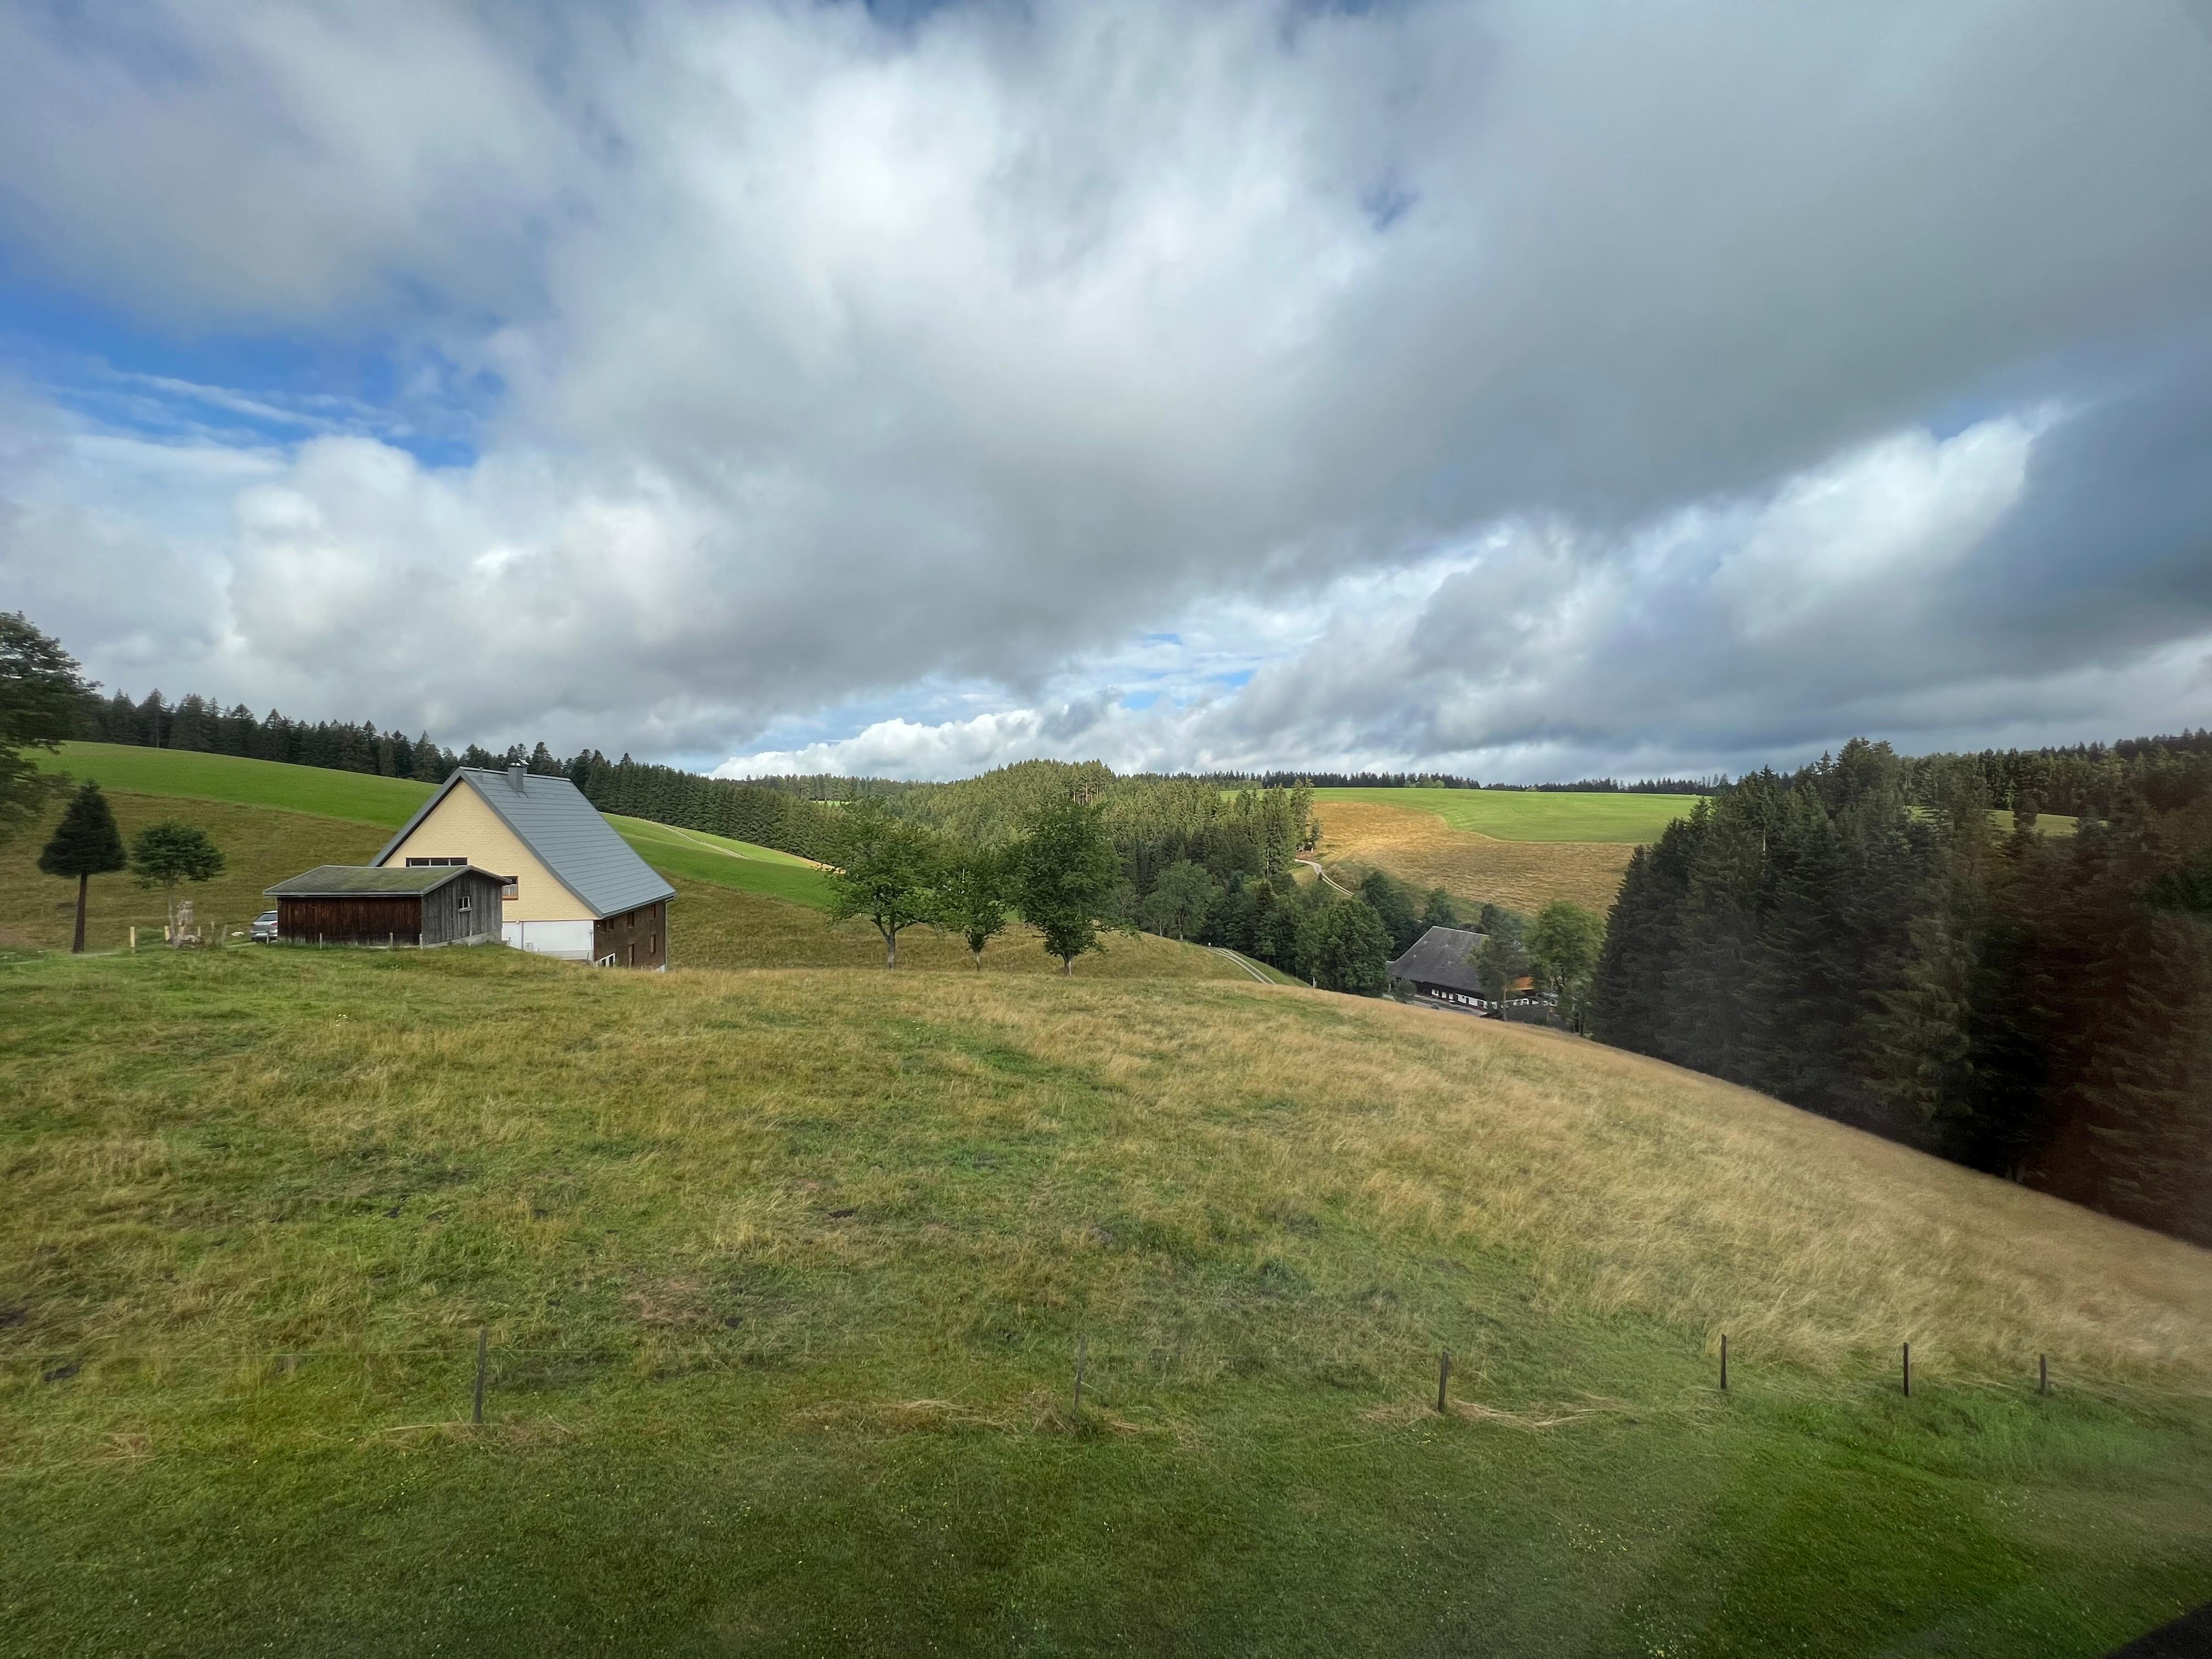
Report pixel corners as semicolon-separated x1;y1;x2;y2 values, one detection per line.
7;949;2207;1393
8;946;2211;1654
1315;799;1636;913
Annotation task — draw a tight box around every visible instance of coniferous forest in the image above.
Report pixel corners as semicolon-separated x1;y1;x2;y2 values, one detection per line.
1593;737;2212;1245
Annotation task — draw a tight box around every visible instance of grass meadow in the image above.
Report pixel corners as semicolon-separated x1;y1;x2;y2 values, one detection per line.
3;945;2210;1655
1;774;1251;982
37;741;436;826
22;745;840;920
1313;798;1640;915
1307;791;2079;920
1308;787;1703;843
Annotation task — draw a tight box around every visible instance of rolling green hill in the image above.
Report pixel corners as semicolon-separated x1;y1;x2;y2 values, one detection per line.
2;945;2208;1655
6;744;1251;980
29;743;836;912
36;741;436;825
1308;787;1703;843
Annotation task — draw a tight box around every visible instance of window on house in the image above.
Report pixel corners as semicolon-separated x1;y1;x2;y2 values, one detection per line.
501;879;518;900
456;890;472;913
406;856;467;867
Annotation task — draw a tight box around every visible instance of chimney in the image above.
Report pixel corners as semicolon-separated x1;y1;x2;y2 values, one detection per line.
509;763;528;792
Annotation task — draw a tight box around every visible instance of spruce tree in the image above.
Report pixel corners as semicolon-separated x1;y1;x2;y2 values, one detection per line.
38;781;126;952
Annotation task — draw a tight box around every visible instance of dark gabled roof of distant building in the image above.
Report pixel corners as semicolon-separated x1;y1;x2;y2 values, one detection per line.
266;864;498;898
373;766;675;918
1385;925;1489;994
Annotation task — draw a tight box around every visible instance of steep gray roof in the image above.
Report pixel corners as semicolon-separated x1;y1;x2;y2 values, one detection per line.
268;864;495;897
1385;926;1489;994
374;766;674;919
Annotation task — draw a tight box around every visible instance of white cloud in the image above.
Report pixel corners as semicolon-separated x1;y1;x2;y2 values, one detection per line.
2;1;2210;772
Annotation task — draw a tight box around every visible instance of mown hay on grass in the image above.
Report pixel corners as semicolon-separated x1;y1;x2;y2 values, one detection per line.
1314;800;1636;915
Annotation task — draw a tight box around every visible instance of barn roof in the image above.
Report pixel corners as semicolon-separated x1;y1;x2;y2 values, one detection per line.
267;864;496;898
373;765;675;919
1385;925;1489;994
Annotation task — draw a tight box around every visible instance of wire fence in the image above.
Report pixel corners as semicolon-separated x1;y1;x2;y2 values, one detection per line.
10;1326;2095;1428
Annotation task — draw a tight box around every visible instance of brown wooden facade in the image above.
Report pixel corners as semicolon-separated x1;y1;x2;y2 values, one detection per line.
592;900;667;970
278;868;507;948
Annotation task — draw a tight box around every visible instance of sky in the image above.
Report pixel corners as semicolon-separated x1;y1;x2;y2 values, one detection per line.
2;1;2210;783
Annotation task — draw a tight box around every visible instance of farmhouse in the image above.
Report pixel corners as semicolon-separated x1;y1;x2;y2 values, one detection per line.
1385;925;1491;1011
265;864;508;949
372;763;676;968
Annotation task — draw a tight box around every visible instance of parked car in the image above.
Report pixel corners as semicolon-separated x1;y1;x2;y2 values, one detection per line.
251;910;280;943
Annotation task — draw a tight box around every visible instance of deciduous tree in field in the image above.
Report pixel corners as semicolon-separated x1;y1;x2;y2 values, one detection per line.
825;800;942;968
38;781;126;953
1139;859;1220;942
1013;796;1125;974
1527;899;1607;1029
129;821;227;935
1;612;93;845
935;843;1012;968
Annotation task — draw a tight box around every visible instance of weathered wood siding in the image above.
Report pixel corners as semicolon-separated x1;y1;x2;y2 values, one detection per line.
279;894;422;945
277;870;506;947
421;870;507;946
592;899;667;969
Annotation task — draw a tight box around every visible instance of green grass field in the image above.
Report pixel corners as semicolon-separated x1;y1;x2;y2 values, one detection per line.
2;946;2208;1655
37;741;436;826
30;744;836;912
1307;788;1703;843
6;746;1250;981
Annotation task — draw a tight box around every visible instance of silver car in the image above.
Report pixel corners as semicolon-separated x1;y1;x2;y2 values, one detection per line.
251;910;280;943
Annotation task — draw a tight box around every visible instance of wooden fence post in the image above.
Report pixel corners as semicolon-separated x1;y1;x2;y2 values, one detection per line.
1901;1341;1911;1397
472;1327;488;1426
1720;1333;1729;1392
1436;1349;1451;1413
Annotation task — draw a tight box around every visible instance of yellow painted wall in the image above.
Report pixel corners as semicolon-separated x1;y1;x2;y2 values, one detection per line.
380;782;594;922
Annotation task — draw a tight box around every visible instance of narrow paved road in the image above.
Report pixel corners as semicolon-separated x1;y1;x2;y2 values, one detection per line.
1296;857;1355;897
1211;947;1273;983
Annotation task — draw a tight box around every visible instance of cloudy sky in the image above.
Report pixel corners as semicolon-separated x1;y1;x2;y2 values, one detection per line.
3;1;2210;782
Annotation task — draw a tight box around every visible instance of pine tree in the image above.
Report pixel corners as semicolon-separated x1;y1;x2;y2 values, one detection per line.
38;782;127;952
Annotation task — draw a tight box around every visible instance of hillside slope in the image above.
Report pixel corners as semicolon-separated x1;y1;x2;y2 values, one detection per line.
1314;797;1640;914
29;742;836;910
3;947;2207;1655
5;749;1249;980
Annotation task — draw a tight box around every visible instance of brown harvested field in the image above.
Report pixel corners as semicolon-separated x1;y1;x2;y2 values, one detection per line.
1313;799;1637;914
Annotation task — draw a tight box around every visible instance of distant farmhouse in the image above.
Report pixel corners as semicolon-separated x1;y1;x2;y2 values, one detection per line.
375;764;675;968
1386;924;1551;1021
266;763;674;967
1385;925;1491;1012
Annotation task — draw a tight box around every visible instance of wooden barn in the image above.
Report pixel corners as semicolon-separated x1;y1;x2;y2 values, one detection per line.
264;864;509;949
